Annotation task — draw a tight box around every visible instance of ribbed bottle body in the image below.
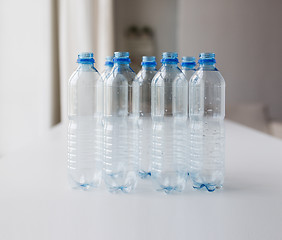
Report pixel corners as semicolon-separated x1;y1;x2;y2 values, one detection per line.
68;116;103;189
151;57;189;193
189;61;225;192
136;65;156;179
103;54;139;193
181;59;196;177
67;56;103;190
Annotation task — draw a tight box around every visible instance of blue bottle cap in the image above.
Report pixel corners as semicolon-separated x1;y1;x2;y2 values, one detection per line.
198;52;216;64
113;52;131;63
161;52;179;64
141;56;157;66
181;56;196;68
182;56;196;62
77;52;95;64
105;56;114;67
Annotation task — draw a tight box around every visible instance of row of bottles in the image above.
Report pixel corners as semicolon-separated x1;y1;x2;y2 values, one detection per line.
67;51;225;193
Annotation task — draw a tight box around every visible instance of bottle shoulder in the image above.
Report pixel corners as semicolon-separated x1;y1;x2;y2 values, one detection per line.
68;68;101;85
135;69;157;85
183;69;196;80
101;68;113;81
190;68;225;86
152;66;187;86
105;66;137;85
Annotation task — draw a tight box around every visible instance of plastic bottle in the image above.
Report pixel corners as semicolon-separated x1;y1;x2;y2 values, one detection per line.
189;52;225;192
181;56;196;80
67;52;103;190
103;52;139;193
135;56;157;179
98;56;114;116
181;56;196;177
101;56;114;81
151;52;188;193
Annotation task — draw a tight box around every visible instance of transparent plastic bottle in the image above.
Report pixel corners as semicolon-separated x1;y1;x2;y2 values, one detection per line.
181;56;196;81
67;52;103;190
101;56;114;81
98;56;114;116
189;53;225;192
135;56;157;179
181;56;196;177
103;52;139;193
151;52;188;193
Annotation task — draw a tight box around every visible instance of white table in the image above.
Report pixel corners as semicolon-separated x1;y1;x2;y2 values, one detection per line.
0;121;281;240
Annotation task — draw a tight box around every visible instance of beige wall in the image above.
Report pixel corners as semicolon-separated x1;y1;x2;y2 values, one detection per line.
0;0;114;155
178;0;282;120
114;0;177;66
0;0;60;155
115;0;282;119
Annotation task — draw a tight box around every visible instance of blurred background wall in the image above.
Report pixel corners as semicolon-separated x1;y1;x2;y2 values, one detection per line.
115;0;282;135
177;0;282;124
0;0;60;155
114;0;177;68
0;0;114;156
0;0;282;156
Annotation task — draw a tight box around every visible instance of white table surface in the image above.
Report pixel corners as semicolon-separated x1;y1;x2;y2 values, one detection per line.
0;120;282;240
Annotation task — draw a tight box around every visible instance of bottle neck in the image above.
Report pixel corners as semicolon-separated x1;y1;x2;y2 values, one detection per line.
199;63;216;70
162;62;178;68
78;63;94;70
114;63;130;68
142;66;156;71
182;66;196;71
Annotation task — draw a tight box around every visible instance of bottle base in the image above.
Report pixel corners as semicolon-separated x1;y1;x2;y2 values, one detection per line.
104;171;138;193
138;170;151;179
156;185;184;194
192;181;223;192
106;184;136;193
151;172;187;194
69;180;100;191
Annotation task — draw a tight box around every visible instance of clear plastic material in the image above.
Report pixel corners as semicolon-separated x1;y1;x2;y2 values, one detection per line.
181;56;196;177
100;56;114;81
67;52;103;190
151;52;189;193
189;53;225;192
135;56;157;179
103;52;139;193
181;56;196;81
99;56;114;115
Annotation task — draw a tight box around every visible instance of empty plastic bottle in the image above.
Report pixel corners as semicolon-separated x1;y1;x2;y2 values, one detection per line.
151;52;188;193
181;56;196;176
189;53;225;192
101;56;114;81
181;56;196;80
98;56;114;115
135;56;157;179
103;52;139;193
67;52;103;190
